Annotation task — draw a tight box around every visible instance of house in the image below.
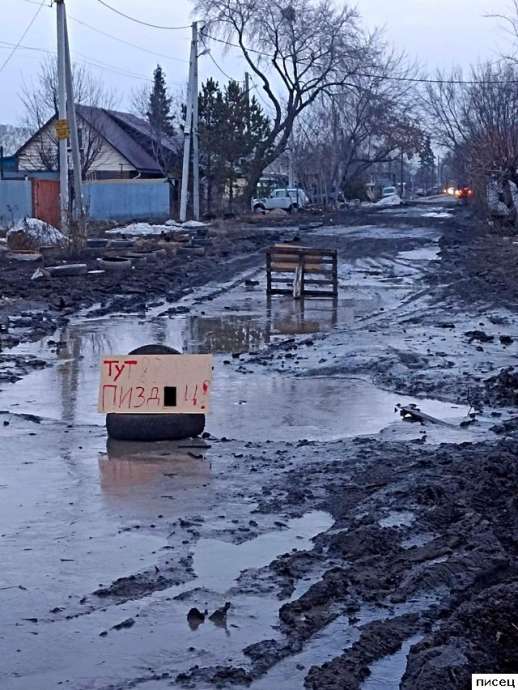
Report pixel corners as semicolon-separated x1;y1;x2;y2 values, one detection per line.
16;106;182;181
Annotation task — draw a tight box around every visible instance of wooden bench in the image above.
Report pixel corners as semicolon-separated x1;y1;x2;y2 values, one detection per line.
266;244;338;298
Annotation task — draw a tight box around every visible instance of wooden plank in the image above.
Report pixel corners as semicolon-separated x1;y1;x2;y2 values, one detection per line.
397;404;454;427
300;290;337;297
270;246;336;258
266;251;272;295
271;263;327;274
267;247;336;261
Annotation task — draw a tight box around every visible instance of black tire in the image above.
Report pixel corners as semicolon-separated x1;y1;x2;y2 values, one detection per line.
106;344;206;442
253;204;266;213
97;256;133;272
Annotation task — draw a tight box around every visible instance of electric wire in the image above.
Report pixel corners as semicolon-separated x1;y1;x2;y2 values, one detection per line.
15;0;518;87
95;0;191;31
0;0;46;73
200;30;518;86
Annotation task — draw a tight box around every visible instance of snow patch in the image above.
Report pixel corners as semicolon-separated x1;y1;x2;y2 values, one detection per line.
7;217;65;250
106;223;170;236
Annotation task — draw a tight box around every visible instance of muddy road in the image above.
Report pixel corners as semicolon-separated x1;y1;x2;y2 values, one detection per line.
1;199;517;690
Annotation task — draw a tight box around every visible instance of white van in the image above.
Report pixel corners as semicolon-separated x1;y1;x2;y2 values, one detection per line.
252;188;309;213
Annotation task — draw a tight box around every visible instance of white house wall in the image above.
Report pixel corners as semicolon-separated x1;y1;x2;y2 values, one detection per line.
18;117;136;177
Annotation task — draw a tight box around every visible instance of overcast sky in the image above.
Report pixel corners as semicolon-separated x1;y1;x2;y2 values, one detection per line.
0;0;514;125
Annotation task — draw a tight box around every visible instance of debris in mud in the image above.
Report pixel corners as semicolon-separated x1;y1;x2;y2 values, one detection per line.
111;617;135;631
208;602;231;625
187;607;207;630
396;403;451;426
464;329;494;343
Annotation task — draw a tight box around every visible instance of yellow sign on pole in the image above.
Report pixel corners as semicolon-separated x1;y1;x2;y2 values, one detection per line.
55;119;70;140
98;354;213;414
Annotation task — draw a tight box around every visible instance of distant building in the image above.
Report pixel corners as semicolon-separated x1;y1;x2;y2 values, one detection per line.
15;106;182;181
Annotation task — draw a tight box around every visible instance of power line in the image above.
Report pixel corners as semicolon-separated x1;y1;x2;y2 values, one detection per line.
0;0;46;73
20;0;189;64
207;52;236;82
95;0;191;30
15;0;518;87
69;16;189;64
0;39;183;84
200;30;518;86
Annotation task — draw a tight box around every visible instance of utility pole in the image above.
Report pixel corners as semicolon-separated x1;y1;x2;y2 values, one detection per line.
400;151;404;198
288;136;295;189
64;11;84;223
192;21;200;221
55;0;69;231
180;24;196;222
244;71;251;132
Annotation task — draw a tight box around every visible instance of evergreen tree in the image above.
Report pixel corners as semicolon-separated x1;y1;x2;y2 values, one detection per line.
147;64;174;136
418;136;436;189
197;77;271;211
198;78;225;212
222;80;249;208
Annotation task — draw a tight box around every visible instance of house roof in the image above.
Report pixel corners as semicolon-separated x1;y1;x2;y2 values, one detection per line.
77;105;181;174
16;106;182;176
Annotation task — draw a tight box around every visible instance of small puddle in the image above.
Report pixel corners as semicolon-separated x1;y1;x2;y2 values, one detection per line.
192;511;334;593
360;634;423;690
398;247;440;262
379;511;416;528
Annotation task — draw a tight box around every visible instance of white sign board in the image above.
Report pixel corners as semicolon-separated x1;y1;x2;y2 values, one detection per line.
98;354;213;414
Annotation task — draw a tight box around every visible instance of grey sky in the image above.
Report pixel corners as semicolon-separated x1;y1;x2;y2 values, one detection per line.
0;0;513;125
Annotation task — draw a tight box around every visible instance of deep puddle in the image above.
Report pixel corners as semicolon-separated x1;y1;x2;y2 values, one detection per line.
0;315;468;440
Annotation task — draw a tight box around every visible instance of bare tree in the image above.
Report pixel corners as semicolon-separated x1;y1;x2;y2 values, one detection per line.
194;0;367;200
291;41;422;201
424;62;518;221
20;58;115;176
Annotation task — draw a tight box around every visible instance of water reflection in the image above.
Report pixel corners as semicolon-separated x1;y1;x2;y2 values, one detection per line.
99;439;211;493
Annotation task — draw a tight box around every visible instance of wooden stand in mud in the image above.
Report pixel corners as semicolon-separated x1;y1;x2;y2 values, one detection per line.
266;244;338;299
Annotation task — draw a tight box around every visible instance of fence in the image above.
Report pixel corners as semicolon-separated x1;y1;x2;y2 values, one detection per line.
0;180;32;226
0;178;173;228
83;179;171;221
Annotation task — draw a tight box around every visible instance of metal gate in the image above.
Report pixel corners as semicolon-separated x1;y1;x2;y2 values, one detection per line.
32;179;60;228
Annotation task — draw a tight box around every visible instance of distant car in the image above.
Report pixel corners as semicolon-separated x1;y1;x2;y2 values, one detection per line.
382;185;398;198
456;187;473;202
252;188;309;213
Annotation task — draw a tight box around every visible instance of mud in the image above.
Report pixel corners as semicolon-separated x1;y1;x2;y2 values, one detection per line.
1;199;518;689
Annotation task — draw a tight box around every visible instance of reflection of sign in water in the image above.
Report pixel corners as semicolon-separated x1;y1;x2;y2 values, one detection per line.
98;354;213;414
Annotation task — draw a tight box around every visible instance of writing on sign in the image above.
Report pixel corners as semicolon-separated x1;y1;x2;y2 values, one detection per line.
98;354;213;414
